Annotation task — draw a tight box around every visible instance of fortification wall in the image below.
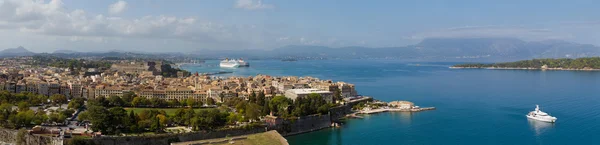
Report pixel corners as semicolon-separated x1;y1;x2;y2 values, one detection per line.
74;127;265;145
0;129;61;145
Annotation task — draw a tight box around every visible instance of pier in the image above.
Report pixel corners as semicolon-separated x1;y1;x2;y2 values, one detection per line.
359;107;436;114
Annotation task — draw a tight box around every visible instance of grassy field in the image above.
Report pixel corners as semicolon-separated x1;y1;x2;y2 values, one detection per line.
246;130;288;145
124;108;207;116
171;131;288;145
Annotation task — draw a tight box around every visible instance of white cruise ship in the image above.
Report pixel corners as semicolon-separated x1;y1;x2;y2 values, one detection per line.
526;105;557;123
219;58;249;68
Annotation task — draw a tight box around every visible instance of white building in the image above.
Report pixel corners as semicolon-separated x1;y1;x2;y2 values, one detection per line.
284;89;333;103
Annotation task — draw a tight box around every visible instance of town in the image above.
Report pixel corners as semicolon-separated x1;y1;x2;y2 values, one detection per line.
0;55;390;145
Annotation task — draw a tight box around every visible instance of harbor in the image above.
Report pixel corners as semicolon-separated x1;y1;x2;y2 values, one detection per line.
359;107;436;114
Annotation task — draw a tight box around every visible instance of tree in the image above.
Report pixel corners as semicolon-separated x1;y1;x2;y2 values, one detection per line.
186;98;197;108
48;112;67;124
108;96;125;107
86;106;112;134
128;111;137;126
50;94;68;106
333;89;342;103
122;92;136;106
32;110;47;125
108;107;128;134
184;109;195;125
269;96;292;116
29;94;47;105
249;91;256;103
235;101;247;114
245;103;262;121
262;100;270;116
131;97;147;107
150;116;162;132
17;102;29;112
88;96;109;107
257;91;266;106
61;109;75;118
226;113;241;124
68;98;85;109
13;110;35;127
167;100;180;107
193;109;228;130
78;111;89;121
150;98;165;107
206;98;216;105
219;92;225;103
156;114;168;126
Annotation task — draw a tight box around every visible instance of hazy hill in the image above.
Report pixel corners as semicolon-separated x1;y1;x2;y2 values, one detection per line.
266;38;600;61
52;49;80;54
0;46;35;57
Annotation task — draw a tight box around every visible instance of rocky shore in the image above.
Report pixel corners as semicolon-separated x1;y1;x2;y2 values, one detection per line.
450;66;600;71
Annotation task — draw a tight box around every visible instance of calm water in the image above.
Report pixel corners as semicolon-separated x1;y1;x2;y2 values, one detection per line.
182;59;600;145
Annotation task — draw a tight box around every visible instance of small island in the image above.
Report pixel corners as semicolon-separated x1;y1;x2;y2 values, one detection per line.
451;57;600;71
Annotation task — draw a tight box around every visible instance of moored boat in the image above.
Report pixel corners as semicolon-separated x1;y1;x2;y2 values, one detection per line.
526;105;557;123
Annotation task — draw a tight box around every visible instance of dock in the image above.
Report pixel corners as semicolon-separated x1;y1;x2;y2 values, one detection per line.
359;107;436;114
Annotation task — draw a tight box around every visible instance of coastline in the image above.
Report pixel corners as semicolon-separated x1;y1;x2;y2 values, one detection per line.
449;66;600;71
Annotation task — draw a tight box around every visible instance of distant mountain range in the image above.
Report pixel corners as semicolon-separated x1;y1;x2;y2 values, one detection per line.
188;38;600;61
265;38;600;61
3;38;600;61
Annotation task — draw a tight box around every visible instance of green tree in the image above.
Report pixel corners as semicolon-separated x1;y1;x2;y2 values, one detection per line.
219;92;225;103
122;92;136;106
249;91;256;103
50;94;68;106
245;103;262;121
17;102;29;112
13;110;35;127
88;96;109;107
48;112;67;124
131;97;147;107
108;96;125;107
78;111;89;121
108;107;128;134
206;98;216;105
186;98;197;107
86;106;112;134
257;91;266;106
269;96;292;116
150;98;165;107
68;98;85;109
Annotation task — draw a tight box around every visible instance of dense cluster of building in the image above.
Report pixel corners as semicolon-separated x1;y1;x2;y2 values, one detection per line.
0;58;358;103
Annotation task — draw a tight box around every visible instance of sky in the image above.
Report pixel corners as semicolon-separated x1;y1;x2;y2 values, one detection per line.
0;0;599;53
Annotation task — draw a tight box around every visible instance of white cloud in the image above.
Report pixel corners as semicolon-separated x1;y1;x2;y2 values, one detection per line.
235;0;274;10
108;1;127;15
0;0;276;50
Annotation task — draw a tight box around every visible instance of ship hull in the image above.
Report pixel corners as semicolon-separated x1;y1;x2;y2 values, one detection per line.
220;63;240;68
526;115;556;123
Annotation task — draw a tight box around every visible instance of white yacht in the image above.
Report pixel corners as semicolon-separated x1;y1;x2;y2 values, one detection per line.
526;105;557;123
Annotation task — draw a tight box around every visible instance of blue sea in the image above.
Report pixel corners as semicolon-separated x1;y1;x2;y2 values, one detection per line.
182;59;600;145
